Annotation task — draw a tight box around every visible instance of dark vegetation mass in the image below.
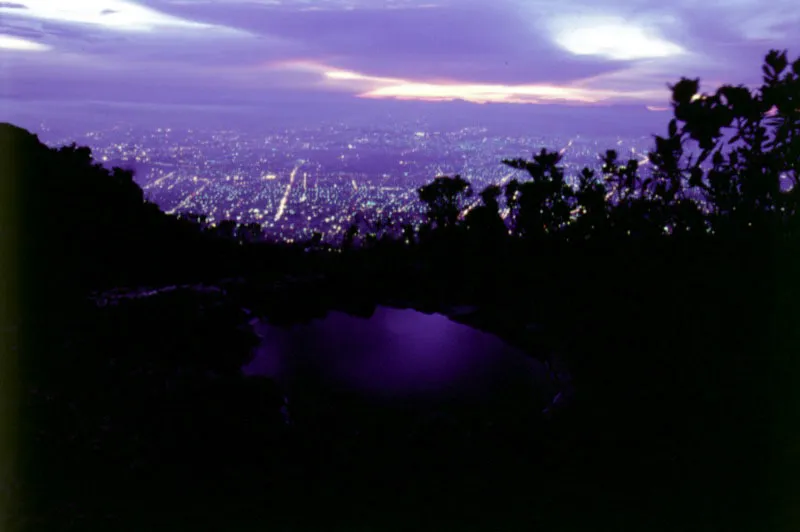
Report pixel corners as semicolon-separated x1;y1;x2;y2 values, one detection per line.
2;50;799;531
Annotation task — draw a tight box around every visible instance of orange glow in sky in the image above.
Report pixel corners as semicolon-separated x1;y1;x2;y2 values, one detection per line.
271;60;670;105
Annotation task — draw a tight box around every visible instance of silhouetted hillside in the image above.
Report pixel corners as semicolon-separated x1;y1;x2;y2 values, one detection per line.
2;123;196;294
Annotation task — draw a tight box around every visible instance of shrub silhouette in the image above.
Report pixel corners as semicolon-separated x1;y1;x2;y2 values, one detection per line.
464;184;507;242
503;148;574;239
414;49;800;249
417;174;473;231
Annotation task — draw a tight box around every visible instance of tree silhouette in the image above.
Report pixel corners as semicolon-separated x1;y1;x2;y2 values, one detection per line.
237;222;263;244
565;167;608;240
402;223;417;246
454;49;800;247
216;219;238;240
502;149;573;240
464;184;507;242
417;175;473;231
343;224;359;249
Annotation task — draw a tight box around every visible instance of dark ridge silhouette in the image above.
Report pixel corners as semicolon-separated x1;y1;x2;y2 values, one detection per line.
2;49;799;531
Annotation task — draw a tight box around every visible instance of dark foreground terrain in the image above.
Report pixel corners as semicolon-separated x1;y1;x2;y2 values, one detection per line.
8;248;798;531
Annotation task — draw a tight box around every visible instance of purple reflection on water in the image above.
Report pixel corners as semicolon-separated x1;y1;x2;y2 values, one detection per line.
243;307;553;407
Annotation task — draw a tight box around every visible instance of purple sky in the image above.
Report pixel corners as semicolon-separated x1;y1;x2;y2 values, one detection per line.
1;0;798;111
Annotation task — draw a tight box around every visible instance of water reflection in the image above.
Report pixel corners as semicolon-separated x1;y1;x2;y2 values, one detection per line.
243;307;555;413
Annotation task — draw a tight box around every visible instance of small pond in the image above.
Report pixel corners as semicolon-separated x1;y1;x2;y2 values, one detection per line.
243;306;557;424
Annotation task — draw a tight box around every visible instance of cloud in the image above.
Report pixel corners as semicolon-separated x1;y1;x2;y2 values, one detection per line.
147;0;798;94
1;0;798;109
549;16;685;60
0;0;281;69
156;0;448;8
0;1;215;32
151;0;634;86
359;82;649;104
0;33;50;51
269;61;664;105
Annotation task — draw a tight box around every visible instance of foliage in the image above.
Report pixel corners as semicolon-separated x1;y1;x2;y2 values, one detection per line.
414;49;800;247
417;174;473;231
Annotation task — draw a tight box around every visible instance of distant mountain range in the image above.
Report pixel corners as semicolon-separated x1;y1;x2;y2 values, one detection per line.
1;96;667;138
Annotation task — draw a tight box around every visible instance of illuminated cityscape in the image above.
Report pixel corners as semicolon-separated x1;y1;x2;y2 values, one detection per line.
36;121;656;243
